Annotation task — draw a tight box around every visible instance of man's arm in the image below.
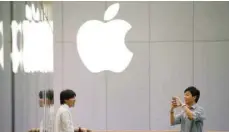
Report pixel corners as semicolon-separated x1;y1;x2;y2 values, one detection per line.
182;105;205;121
170;109;175;125
175;97;205;121
61;111;74;132
170;110;182;126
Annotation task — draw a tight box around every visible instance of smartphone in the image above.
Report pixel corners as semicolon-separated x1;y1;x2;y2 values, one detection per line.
172;97;181;106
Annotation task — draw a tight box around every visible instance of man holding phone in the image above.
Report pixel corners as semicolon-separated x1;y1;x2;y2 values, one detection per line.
170;86;206;132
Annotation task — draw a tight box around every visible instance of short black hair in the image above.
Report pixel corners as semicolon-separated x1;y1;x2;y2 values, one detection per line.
39;89;54;101
60;89;76;105
184;86;200;103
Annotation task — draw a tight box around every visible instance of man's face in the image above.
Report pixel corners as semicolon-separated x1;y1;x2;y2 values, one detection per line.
65;97;76;107
184;91;196;105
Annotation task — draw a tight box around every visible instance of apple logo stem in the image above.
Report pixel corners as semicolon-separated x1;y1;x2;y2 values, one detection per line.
77;3;133;73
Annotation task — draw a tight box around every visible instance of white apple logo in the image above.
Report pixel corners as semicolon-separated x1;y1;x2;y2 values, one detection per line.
77;3;133;73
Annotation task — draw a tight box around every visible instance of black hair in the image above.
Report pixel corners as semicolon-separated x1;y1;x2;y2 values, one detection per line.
39;89;54;101
60;89;76;105
184;86;200;103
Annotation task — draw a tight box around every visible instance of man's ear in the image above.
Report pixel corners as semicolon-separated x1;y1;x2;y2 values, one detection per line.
193;96;196;100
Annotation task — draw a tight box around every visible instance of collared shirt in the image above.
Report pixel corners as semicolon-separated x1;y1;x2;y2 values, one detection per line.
55;104;75;132
171;104;206;132
40;105;55;132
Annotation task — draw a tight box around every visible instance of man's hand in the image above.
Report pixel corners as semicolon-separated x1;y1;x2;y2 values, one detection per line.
171;97;179;110
173;96;184;107
171;96;185;110
80;128;87;132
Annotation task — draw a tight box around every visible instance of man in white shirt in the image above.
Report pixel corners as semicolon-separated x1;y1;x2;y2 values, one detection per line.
55;89;89;132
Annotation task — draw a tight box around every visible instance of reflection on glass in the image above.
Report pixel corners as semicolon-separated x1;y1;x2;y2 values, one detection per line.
29;89;54;132
40;89;54;132
0;21;3;69
9;2;55;132
28;89;54;132
11;3;53;73
25;4;40;21
11;20;23;73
